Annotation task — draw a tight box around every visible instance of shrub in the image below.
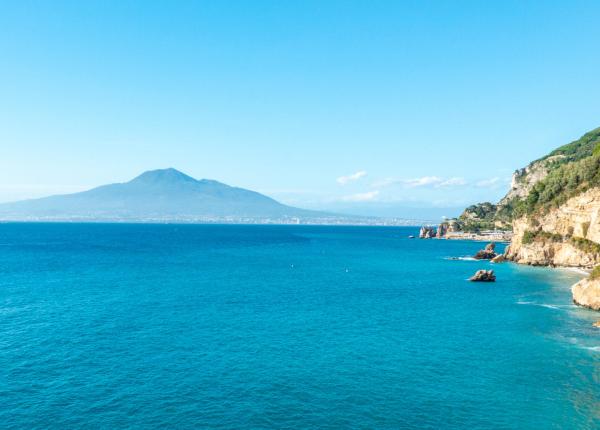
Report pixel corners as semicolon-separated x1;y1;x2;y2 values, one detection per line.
522;230;536;244
477;128;600;223
521;230;563;245
547;127;600;163
515;152;600;215
570;237;600;255
582;222;590;237
590;265;600;280
540;231;563;242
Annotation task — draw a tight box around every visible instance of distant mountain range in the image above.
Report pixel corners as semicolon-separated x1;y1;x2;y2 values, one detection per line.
0;168;333;222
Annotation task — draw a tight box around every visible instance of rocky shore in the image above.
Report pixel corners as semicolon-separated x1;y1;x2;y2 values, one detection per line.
502;189;600;311
504;188;600;269
451;127;600;315
572;278;600;310
418;127;600;314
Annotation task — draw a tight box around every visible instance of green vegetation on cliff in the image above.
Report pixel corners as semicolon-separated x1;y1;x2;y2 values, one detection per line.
461;202;496;219
457;202;497;232
512;127;600;216
454;126;600;234
590;265;600;281
466;127;600;226
570;236;600;255
513;150;600;217
520;229;600;256
544;127;600;164
521;230;563;244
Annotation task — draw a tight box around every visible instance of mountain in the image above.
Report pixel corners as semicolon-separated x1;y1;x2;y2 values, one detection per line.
0;168;331;222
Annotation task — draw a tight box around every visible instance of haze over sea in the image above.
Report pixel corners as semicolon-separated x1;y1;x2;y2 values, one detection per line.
1;223;599;429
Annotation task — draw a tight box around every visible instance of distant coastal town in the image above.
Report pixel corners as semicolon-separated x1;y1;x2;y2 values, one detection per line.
417;220;513;242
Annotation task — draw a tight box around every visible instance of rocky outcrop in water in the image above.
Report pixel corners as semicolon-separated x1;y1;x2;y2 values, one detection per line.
503;188;600;309
419;226;436;239
459;126;600;311
473;243;497;260
572;278;600;311
418;221;456;239
436;223;447;238
469;270;496;282
491;254;505;263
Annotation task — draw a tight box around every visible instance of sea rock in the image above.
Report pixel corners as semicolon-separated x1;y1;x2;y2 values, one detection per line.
593;321;600;328
572;278;600;311
469;269;496;282
491;254;505;263
419;226;436;239
436;223;447;238
473;243;497;260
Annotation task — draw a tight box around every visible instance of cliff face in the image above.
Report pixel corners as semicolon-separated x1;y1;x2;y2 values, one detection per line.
498;155;563;206
461;126;600;311
505;188;600;268
572;278;600;310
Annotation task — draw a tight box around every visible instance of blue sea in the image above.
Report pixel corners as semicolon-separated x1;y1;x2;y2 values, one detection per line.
1;224;599;429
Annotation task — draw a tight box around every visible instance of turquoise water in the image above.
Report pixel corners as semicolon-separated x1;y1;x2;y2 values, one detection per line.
1;224;599;429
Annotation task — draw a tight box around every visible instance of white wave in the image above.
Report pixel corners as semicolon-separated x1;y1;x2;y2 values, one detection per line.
516;300;566;310
444;256;478;261
539;304;561;310
581;346;600;352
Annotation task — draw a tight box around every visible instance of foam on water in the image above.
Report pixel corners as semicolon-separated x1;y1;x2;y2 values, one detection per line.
516;300;572;310
444;256;478;261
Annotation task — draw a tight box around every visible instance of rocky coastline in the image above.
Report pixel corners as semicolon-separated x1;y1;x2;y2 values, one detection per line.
449;127;600;317
420;127;600;318
571;278;600;311
500;185;600;313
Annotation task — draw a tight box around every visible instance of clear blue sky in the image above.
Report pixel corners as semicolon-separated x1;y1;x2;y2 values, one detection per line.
2;1;600;217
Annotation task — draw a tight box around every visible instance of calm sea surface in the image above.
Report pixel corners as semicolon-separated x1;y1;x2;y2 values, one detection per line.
0;224;599;429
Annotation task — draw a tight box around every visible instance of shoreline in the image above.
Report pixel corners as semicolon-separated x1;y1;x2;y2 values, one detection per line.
440;234;598;315
559;267;591;276
437;236;511;244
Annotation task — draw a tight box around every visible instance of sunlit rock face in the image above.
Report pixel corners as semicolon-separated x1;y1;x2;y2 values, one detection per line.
505;188;600;268
572;278;600;311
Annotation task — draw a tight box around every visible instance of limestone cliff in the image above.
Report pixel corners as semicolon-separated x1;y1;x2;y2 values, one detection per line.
572;278;600;310
461;126;600;310
498;155;564;206
505;188;600;268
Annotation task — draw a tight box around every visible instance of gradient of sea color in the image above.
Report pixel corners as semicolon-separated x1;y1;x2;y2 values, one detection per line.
1;224;599;429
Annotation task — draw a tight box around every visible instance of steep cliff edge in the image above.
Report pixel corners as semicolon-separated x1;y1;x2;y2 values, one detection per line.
462;126;600;310
505;188;600;268
572;278;600;310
